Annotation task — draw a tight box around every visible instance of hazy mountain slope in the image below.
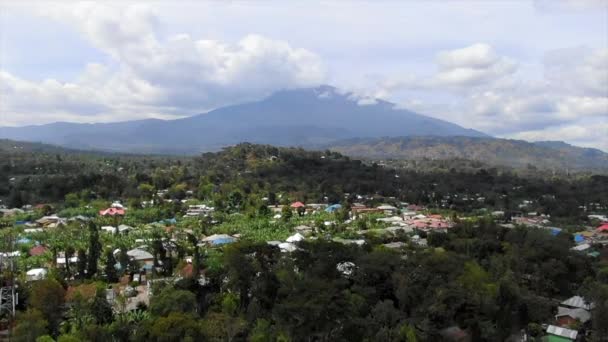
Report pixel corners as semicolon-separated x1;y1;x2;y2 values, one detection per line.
0;85;486;154
326;136;608;172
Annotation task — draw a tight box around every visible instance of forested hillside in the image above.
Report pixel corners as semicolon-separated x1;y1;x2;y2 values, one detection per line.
326;136;608;173
2;141;607;223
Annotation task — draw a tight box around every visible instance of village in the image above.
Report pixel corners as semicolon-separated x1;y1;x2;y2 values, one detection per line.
1;189;607;341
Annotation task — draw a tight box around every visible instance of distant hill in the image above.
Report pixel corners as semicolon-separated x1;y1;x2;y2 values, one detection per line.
326;136;608;172
0;85;486;154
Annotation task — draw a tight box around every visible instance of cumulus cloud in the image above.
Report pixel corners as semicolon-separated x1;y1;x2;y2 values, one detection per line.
0;3;326;125
353;43;606;150
544;47;608;96
433;43;517;87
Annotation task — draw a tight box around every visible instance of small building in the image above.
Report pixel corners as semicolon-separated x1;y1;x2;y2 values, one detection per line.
290;201;305;209
383;242;406;249
545;325;577;342
26;268;48;281
561;295;593;311
127;249;153;262
571;243;591;252
377;205;398;215
29;245;48;256
555;306;591;327
325;204;342;213
439;326;470;342
99;207;126;216
203;234;237;246
286;233;305;243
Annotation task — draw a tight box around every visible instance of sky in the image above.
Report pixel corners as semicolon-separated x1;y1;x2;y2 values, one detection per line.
0;0;607;150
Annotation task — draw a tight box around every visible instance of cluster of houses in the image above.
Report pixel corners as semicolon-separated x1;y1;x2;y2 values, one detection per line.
502;212;608;258
537;295;595;342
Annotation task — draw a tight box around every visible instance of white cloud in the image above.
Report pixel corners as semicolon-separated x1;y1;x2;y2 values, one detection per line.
508;121;608;151
433;43;518;87
346;43;607;150
0;2;326;125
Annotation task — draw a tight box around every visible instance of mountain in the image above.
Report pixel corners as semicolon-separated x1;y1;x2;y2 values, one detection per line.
0;85;486;154
326;136;608;172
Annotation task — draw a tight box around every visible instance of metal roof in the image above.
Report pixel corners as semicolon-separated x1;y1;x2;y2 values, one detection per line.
561;295;592;310
546;325;577;340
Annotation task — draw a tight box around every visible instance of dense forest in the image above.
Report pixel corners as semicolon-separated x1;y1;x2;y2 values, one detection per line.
2;141;607;224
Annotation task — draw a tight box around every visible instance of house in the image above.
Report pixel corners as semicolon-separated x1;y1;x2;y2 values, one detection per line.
545;325;577;341
101;226;118;234
29;245;48;256
377;216;404;223
286;233;305;243
383;242;406;249
561;295;593;311
596;223;608;233
118;224;133;233
571;243;591;252
290;201;305;209
203;234;237;246
555;306;591;327
333;238;365;246
351;207;383;215
26;268;48;281
99;207;126;216
36;215;66;228
439;326;470;342
377;205;398;215
325;204;342;213
125;248;154;267
278;242;297;252
184;204;214;217
56;255;79;267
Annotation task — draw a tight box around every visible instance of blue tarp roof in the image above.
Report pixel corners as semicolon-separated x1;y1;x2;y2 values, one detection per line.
550;228;562;236
574;234;584;243
325;204;342;212
210;237;236;246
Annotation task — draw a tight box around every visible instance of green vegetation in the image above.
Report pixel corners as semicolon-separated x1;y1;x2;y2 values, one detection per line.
0;142;606;341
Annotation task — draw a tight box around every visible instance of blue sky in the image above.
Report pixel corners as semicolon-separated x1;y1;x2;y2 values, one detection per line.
1;1;607;150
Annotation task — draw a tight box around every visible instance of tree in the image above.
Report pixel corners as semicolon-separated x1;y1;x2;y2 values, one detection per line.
138;183;155;199
281;206;292;222
148;313;204;341
228;191;243;211
29;279;65;335
87;222;102;278
65;245;75;279
91;289;114;325
249;319;274;342
149;287;197;317
257;204;271;218
104;250;118;283
399;324;418;342
13;309;49;342
76;248;87;279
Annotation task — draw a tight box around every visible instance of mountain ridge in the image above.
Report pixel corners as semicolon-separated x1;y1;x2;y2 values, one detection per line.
325;136;608;172
0;85;486;154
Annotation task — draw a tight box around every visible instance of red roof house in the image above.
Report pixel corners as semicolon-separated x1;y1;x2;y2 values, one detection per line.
290;201;305;209
597;224;608;233
99;207;126;216
29;245;49;256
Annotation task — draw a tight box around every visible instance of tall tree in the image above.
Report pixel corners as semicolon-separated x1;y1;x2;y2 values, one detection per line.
87;222;102;278
104;250;119;283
